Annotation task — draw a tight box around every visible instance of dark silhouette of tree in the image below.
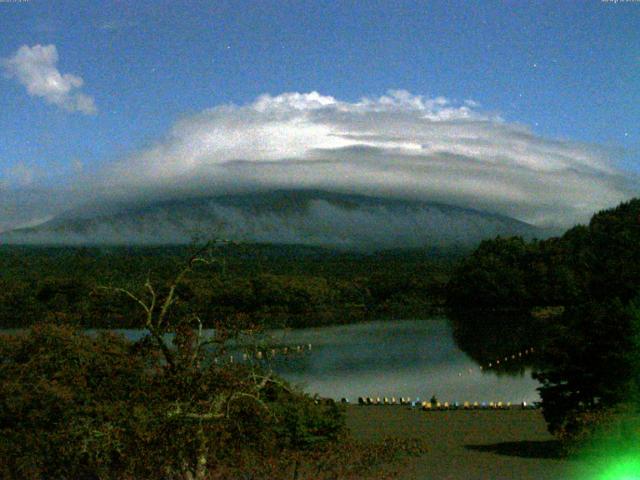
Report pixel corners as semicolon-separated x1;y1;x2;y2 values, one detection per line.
446;198;640;442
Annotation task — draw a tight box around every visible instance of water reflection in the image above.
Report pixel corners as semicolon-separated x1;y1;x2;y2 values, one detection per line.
262;319;540;403
448;308;544;375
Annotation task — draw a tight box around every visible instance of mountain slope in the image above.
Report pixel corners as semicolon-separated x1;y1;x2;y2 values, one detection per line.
0;190;546;251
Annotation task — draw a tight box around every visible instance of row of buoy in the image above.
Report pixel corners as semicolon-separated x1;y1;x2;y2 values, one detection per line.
212;343;313;364
484;347;535;370
353;397;537;410
456;347;536;377
356;396;415;406
421;401;536;410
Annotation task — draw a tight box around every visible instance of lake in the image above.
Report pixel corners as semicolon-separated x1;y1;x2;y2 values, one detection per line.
265;318;540;403
77;318;540;404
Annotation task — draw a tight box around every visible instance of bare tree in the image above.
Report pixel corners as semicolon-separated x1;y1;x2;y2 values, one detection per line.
98;244;290;480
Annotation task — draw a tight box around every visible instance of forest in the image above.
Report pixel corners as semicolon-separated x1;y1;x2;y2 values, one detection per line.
0;243;455;329
447;198;640;444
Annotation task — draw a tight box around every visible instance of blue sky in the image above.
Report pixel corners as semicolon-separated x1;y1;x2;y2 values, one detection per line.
0;0;639;230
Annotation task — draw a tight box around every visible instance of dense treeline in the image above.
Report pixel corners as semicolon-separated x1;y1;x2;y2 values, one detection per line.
447;202;640;311
446;198;640;444
0;244;455;329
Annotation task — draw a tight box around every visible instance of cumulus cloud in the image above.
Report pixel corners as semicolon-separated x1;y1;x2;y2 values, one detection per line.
2;44;97;114
100;90;633;227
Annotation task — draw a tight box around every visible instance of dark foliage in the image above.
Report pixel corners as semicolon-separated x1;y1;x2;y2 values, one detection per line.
0;244;454;329
446;198;640;440
0;322;348;479
533;300;639;436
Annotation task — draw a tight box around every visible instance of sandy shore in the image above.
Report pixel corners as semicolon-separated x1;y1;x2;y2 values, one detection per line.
345;406;593;480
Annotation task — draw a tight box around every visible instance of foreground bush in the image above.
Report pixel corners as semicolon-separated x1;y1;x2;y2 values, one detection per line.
0;323;428;479
0;322;348;479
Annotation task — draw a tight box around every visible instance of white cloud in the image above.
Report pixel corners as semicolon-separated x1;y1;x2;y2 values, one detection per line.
2;44;97;114
99;90;634;227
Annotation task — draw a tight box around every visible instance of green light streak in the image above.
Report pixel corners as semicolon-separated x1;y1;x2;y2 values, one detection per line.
597;456;640;480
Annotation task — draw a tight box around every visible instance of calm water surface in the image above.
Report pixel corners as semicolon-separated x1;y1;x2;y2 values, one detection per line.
3;318;540;403
263;318;540;403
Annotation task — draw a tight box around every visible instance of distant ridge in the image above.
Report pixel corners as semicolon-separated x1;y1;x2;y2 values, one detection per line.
0;190;547;251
